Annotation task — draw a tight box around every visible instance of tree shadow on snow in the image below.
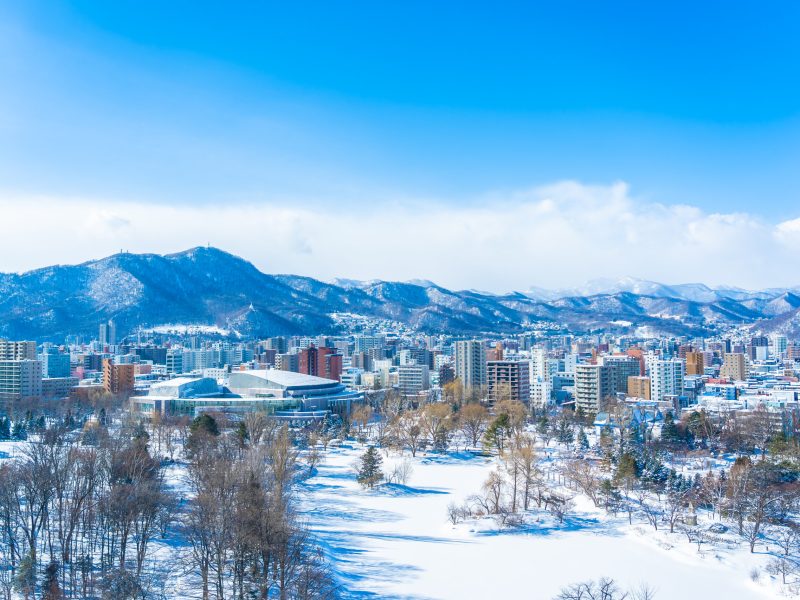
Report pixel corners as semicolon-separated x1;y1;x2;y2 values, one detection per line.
372;483;448;497
419;451;487;465
302;498;400;526
476;513;625;539
312;530;433;600
361;531;472;545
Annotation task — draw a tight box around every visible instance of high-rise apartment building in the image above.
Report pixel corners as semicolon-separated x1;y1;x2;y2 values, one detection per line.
772;335;788;358
749;336;769;362
276;353;299;373
265;336;288;354
530;378;553;407
166;349;184;374
685;351;704;376
324;352;343;381
487;360;530;404
40;347;71;378
0;359;42;401
298;346;318;376
102;359;135;396
575;363;611;414
0;340;37;361
530;348;548;382
298;345;342;381
398;348;432;367
601;355;642;395
354;335;384;354
454;341;486;389
366;347;387;363
486;342;504;362
720;352;748;382
398;364;430;395
99;320;117;346
646;355;685;402
627;375;651;400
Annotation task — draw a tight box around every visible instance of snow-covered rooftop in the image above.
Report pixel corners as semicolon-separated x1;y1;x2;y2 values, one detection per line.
229;369;338;389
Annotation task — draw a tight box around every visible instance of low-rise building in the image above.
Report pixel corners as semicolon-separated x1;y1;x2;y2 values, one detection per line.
131;369;363;419
42;376;80;399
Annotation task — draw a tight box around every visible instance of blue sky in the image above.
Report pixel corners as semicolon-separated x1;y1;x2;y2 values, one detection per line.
1;1;800;288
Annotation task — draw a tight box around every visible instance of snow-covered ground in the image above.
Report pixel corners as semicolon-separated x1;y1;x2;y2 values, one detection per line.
0;435;788;599
300;444;783;600
0;440;38;460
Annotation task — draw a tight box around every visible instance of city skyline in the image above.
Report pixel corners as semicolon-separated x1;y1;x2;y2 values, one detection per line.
2;4;800;599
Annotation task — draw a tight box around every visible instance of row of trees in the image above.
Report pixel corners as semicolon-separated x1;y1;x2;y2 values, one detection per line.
0;420;172;599
600;396;797;458
0;395;339;600
447;432;577;527
555;577;656;600
351;392;536;457
182;421;337;600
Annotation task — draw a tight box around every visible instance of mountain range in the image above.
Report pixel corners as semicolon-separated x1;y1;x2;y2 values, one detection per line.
1;247;799;341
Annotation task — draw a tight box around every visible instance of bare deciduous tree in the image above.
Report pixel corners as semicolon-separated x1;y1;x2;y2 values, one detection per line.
459;403;489;448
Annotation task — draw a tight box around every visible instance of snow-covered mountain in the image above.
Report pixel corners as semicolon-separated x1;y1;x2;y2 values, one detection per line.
0;248;797;340
525;277;785;304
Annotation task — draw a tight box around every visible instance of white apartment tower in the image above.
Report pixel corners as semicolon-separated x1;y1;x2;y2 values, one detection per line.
0;340;36;361
0;359;42;402
454;340;487;389
397;364;430;395
645;354;685;402
574;363;611;414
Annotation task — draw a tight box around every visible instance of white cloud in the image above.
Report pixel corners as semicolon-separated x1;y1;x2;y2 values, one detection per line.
774;218;800;248
85;209;131;232
1;183;798;292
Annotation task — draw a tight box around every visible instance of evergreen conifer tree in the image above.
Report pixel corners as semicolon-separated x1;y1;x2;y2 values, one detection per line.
557;417;575;446
357;445;384;488
576;426;590;451
535;415;549;436
483;413;511;452
12;421;27;441
660;412;681;445
235;421;249;447
191;413;219;437
15;552;36;599
42;561;63;600
615;452;639;485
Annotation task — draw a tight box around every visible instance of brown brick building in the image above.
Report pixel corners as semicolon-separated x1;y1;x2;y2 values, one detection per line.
102;359;135;396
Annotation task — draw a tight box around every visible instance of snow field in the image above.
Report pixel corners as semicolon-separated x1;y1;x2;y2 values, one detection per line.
300;444;783;600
